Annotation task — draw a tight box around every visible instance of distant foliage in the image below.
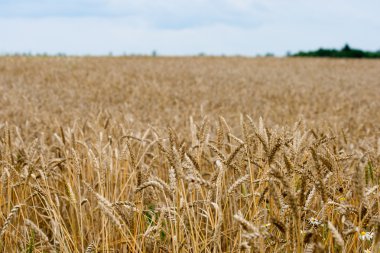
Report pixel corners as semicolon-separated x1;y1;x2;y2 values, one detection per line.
292;44;380;58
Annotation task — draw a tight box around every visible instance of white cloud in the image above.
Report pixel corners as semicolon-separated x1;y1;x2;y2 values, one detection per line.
0;0;379;55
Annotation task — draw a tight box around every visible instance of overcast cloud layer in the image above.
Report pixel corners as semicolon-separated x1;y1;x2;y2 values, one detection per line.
1;0;379;56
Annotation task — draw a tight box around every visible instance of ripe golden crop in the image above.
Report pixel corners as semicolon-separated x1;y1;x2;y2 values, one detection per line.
0;56;379;252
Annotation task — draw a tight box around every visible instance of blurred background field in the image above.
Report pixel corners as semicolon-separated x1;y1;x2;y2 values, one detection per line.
1;56;379;139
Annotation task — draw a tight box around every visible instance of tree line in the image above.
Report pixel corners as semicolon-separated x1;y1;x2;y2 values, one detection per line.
292;44;380;58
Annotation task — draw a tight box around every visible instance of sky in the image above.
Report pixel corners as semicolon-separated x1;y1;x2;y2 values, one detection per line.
0;0;379;56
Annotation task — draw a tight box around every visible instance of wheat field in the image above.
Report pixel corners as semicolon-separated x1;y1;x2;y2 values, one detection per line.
0;56;379;252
